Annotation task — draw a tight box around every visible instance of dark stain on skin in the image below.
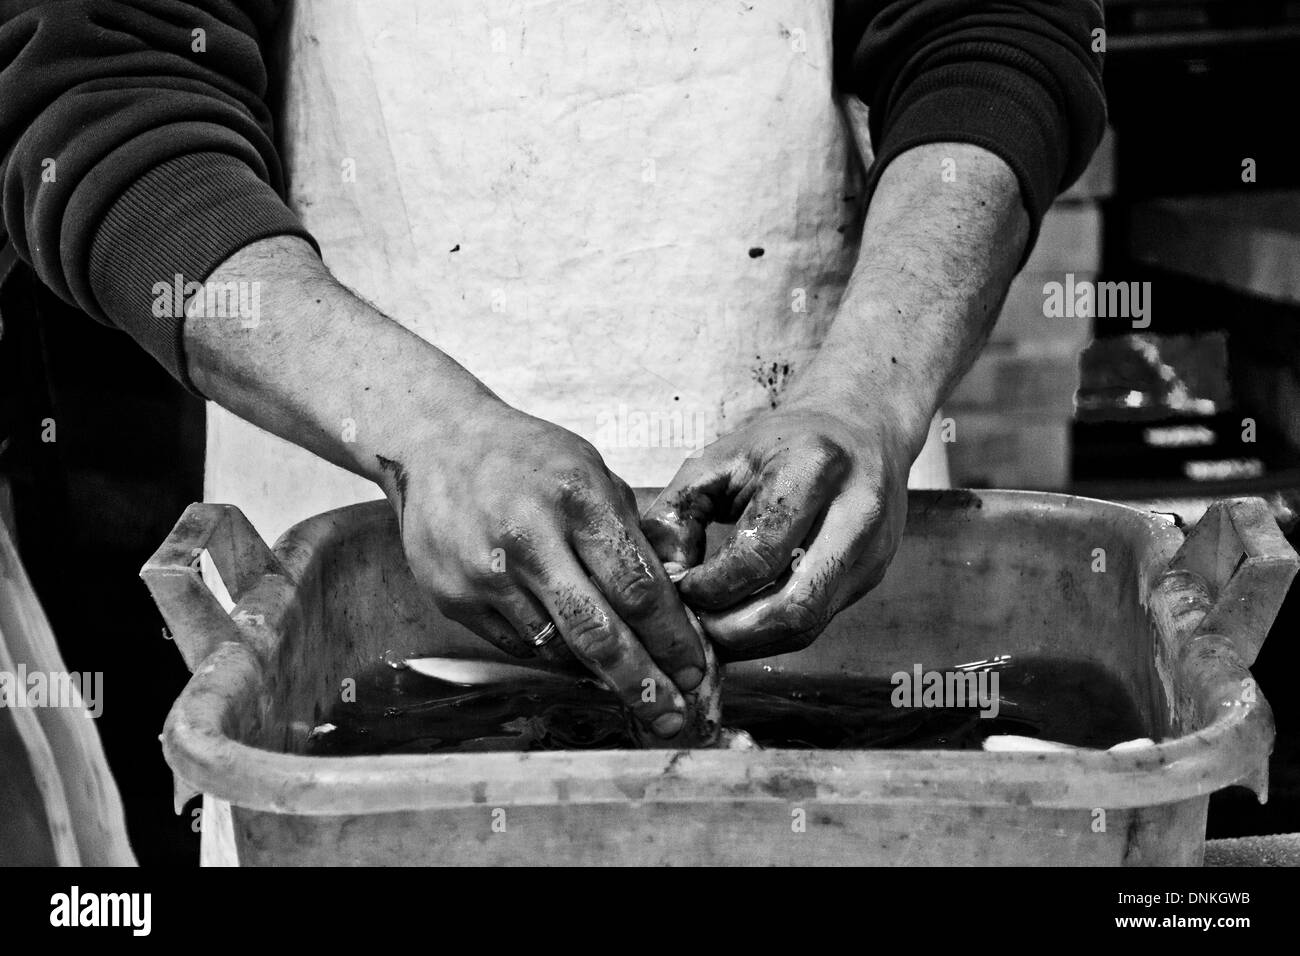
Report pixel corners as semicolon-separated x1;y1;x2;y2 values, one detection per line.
449;243;460;252
752;496;796;540
752;359;794;409
582;509;653;586
805;557;842;612
553;584;599;628
375;455;409;531
550;584;619;675
694;495;798;604
748;247;765;258
663;486;720;535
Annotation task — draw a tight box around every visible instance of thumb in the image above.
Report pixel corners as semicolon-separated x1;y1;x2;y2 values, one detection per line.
640;461;728;569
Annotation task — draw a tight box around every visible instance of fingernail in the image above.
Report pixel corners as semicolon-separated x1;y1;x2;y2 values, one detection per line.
673;666;704;691
663;561;687;583
651;712;685;738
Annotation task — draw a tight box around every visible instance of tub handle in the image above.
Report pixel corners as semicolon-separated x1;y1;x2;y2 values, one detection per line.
1169;497;1299;666
140;503;287;671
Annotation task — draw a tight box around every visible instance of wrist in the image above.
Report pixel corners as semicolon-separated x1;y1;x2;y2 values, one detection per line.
184;236;506;496
783;349;939;462
383;388;511;485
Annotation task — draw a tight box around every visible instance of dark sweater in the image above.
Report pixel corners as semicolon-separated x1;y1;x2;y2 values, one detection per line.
0;0;1105;390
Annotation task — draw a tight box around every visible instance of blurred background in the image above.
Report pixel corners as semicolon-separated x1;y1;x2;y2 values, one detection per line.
2;0;1300;865
946;0;1300;853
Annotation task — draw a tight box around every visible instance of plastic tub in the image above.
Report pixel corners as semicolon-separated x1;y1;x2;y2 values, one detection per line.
142;491;1297;865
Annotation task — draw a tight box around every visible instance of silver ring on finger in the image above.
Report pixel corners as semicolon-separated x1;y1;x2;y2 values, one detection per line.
528;621;558;648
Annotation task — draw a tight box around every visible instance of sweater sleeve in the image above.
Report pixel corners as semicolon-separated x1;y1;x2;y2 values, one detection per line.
834;0;1107;258
0;0;317;389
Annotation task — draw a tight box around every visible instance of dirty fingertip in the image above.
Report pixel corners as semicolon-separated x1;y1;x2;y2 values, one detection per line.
651;712;685;738
672;665;704;692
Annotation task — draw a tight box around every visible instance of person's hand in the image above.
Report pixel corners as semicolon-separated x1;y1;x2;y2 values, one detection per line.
183;238;709;741
395;400;709;740
641;396;922;661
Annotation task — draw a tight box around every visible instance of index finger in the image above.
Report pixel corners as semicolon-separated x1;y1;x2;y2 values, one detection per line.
570;498;708;692
677;456;839;611
703;489;896;660
523;547;690;739
640;465;730;568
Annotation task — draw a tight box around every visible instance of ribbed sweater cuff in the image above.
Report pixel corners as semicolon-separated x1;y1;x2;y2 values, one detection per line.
88;152;318;394
863;61;1065;266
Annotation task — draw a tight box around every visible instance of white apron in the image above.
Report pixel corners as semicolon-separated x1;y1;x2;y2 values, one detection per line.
200;0;948;863
206;0;947;543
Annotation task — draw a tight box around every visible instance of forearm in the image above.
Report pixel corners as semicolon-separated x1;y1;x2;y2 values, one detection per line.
791;142;1029;455
182;236;499;499
184;235;711;731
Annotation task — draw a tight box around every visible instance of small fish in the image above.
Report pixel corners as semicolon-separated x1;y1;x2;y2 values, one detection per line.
408;606;747;750
982;734;1155;753
718;727;760;750
405;656;575;687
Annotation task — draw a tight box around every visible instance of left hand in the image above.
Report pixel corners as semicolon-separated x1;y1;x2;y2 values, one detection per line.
641;396;923;661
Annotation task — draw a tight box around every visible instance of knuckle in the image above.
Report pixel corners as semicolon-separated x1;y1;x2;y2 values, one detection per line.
608;572;661;617
610;476;638;509
656;630;697;664
431;589;479;624
467;564;512;594
639;509;671;538
565;616;624;669
554;465;599;507
806;439;851;477
733;533;786;577
491;513;538;555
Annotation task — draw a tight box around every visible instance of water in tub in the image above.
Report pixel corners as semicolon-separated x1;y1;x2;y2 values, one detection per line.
304;654;1149;756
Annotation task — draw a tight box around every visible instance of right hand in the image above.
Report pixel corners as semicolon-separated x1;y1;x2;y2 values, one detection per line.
181;238;707;740
391;400;709;740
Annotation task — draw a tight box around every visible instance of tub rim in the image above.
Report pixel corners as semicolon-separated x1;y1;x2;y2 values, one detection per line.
151;490;1287;817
